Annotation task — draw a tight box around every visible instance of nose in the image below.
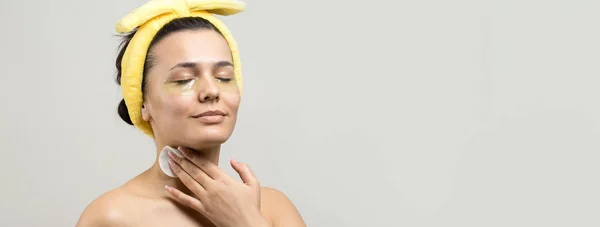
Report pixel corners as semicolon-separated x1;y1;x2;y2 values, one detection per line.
197;76;220;103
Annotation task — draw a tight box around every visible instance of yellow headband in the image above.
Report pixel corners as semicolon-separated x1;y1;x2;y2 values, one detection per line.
116;0;246;137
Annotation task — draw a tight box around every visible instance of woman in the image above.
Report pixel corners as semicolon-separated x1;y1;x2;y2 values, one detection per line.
76;0;306;226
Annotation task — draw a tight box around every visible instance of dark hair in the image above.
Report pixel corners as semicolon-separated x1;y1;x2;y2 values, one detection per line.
115;17;221;125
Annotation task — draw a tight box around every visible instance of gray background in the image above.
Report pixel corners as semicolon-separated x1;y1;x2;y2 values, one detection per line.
1;0;599;226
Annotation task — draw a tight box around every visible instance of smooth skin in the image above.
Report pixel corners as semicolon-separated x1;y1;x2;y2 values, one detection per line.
76;29;306;227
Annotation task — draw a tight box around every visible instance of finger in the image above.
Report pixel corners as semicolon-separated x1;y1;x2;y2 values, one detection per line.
230;159;260;188
165;185;205;213
178;147;223;180
169;159;208;196
169;150;212;187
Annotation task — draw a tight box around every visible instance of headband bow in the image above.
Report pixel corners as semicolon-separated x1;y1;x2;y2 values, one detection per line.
116;0;246;137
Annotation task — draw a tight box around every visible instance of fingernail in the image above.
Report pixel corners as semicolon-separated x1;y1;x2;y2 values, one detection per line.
168;150;178;160
177;146;188;156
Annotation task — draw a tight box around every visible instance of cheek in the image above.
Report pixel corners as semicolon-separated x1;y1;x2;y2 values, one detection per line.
151;92;196;121
221;92;241;115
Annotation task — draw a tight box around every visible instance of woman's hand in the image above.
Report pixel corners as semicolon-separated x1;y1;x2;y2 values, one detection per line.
165;147;270;227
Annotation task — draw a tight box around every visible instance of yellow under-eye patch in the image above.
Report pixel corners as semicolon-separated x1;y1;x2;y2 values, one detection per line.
163;76;239;96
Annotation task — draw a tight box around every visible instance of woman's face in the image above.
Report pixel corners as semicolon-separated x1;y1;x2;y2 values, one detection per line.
140;29;241;149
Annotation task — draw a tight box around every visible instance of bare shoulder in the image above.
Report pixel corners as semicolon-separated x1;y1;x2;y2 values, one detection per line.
75;187;134;227
260;187;307;227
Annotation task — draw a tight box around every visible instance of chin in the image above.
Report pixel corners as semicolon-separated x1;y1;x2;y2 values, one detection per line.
184;126;233;149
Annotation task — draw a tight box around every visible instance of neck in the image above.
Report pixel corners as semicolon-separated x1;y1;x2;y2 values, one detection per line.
138;142;222;198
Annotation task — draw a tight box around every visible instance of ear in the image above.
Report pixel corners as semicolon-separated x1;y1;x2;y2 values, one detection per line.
141;103;152;121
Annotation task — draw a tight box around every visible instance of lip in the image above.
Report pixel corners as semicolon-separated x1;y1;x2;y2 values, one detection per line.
193;110;227;118
192;110;227;124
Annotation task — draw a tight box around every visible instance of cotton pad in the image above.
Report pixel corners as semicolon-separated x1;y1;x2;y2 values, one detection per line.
159;146;184;178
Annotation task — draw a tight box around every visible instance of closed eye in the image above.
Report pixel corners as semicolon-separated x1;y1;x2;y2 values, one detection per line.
175;79;194;85
216;77;233;82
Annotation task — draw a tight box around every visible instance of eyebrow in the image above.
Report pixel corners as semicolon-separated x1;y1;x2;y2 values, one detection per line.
169;61;233;71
